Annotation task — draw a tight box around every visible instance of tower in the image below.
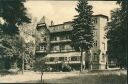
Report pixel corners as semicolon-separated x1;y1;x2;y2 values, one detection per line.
35;16;50;59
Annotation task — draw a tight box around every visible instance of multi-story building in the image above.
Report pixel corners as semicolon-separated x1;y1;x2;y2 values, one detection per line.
35;14;108;70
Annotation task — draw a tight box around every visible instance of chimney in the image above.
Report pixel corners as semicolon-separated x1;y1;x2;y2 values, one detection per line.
51;20;54;26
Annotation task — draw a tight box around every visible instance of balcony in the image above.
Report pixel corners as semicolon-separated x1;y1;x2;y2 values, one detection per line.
49;27;73;33
45;61;81;64
39;39;47;44
51;39;71;43
35;50;47;53
50;50;60;53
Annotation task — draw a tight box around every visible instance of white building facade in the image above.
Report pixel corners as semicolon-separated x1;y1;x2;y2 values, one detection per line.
35;14;108;70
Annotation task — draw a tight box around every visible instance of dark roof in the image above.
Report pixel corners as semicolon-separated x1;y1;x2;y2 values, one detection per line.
49;21;73;27
49;23;64;27
50;14;108;28
93;14;109;21
74;14;108;21
48;14;108;33
63;21;73;24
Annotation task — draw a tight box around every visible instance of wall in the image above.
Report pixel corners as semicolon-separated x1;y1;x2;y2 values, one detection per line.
99;17;108;65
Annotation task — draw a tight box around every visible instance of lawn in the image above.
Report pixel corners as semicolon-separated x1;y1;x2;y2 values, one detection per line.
54;72;127;84
0;70;127;84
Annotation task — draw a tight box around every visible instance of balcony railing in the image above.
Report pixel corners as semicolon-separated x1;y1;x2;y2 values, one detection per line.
49;27;73;33
40;39;47;43
45;61;81;64
51;39;71;43
50;50;74;53
35;50;47;53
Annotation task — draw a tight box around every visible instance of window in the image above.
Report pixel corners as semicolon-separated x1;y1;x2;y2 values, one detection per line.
59;57;64;61
44;37;46;41
49;57;55;61
102;53;105;62
64;24;70;29
51;36;57;41
64;57;67;61
60;44;72;51
94;41;97;47
71;56;80;61
66;35;70;39
51;45;60;52
54;37;57;41
94;31;97;36
93;53;98;61
60;35;69;40
102;42;105;50
51;27;55;31
41;35;46;41
46;58;50;62
95;41;97;46
65;45;72;50
61;45;65;50
77;56;80;61
54;57;59;62
40;45;46;51
67;57;71;61
93;18;97;24
60;36;65;40
55;26;61;30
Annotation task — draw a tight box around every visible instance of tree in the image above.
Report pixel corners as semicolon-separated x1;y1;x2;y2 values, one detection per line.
24;41;35;70
33;58;47;83
71;0;94;71
0;0;31;35
0;0;31;70
107;1;128;68
19;17;37;70
0;34;25;69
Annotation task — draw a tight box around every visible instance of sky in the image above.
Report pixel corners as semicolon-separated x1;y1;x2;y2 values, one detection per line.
24;1;119;25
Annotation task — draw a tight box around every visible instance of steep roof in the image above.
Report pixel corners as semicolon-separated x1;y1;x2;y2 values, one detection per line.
38;14;108;33
37;16;45;25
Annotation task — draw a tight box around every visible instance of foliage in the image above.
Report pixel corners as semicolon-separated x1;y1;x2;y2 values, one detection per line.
71;0;94;70
33;58;48;83
24;41;35;70
71;0;94;51
0;0;31;35
61;62;72;72
19;18;37;70
0;0;31;70
33;58;47;72
0;34;25;69
107;1;128;68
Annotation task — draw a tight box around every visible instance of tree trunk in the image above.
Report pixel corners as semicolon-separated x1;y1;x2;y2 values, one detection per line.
13;60;17;69
22;52;24;74
41;72;43;83
85;50;90;70
80;47;83;72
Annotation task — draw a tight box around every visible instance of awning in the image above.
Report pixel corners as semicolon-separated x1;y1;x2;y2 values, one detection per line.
46;52;81;58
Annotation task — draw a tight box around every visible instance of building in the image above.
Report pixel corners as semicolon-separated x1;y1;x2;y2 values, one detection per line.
35;14;108;70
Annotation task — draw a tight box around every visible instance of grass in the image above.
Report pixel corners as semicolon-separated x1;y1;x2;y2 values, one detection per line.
0;69;20;77
24;70;127;84
60;73;127;84
25;74;127;84
0;70;127;84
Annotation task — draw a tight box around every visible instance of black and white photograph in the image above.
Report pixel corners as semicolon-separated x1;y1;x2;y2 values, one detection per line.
0;0;127;84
